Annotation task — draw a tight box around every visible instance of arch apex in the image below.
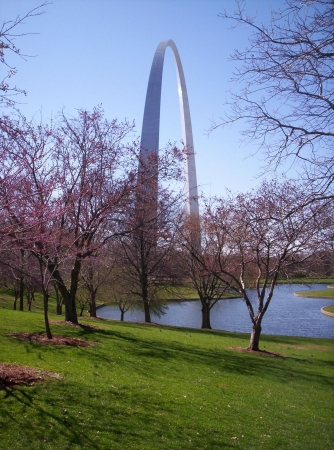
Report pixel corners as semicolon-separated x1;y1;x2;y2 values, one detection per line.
140;40;199;218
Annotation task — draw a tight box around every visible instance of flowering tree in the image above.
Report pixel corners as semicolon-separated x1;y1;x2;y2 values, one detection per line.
45;107;139;323
0;107;139;325
192;180;328;350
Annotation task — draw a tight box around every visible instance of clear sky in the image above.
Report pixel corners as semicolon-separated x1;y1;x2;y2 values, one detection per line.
2;0;288;198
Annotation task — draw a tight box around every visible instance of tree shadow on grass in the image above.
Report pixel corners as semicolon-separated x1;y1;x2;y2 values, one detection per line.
6;320;334;391
56;324;334;390
0;380;233;449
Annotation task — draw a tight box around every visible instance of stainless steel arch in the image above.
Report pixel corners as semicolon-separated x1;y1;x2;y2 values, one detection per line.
140;39;199;217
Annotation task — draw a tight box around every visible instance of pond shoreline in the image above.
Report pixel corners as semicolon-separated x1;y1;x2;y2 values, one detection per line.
321;306;334;318
97;284;334;339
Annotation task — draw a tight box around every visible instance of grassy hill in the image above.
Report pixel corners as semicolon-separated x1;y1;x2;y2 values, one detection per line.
0;300;333;449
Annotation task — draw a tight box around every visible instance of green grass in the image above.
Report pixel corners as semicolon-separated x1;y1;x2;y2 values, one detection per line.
277;277;334;284
0;305;333;449
294;289;334;299
323;305;334;314
0;287;62;314
156;284;239;301
95;282;200;305
155;283;199;300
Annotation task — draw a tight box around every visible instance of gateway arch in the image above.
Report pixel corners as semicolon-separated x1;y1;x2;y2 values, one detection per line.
140;39;199;217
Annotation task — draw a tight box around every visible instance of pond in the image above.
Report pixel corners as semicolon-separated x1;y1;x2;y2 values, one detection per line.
97;284;334;339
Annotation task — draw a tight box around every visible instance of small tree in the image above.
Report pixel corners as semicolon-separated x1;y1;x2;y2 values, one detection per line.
178;216;228;329
109;274;138;322
118;146;185;323
79;249;116;318
199;179;328;350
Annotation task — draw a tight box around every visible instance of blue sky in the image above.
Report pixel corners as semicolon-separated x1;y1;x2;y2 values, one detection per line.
2;0;288;198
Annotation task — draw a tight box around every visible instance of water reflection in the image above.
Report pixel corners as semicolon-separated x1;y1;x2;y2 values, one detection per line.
97;284;334;338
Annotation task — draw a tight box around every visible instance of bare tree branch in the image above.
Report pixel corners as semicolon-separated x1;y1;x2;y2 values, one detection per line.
214;0;334;196
1;2;50;106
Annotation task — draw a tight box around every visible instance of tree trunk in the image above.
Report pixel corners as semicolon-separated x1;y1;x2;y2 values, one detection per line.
54;283;62;315
120;310;125;321
143;298;151;323
19;249;25;311
56;300;63;316
248;321;262;351
27;290;34;311
141;272;151;322
64;291;78;323
19;275;24;311
89;290;97;318
201;301;212;329
43;291;52;339
49;263;79;324
13;288;18;310
66;258;81;323
27;292;32;311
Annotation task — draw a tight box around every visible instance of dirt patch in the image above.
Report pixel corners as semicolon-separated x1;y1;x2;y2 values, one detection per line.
7;332;95;347
0;363;62;389
229;347;286;358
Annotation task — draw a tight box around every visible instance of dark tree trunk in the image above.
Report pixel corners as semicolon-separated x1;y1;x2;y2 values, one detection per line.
64;291;78;323
43;291;52;339
66;259;81;323
54;283;63;315
248;321;262;351
49;262;79;324
27;290;35;311
27;292;32;311
120;310;125;321
56;300;63;316
143;298;151;323
19;275;24;311
141;272;151;322
89;290;97;318
201;302;212;329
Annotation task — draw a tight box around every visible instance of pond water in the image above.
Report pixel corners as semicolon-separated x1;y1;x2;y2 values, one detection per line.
97;284;334;339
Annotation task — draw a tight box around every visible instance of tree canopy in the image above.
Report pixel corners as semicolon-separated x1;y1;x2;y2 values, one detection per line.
216;0;334;197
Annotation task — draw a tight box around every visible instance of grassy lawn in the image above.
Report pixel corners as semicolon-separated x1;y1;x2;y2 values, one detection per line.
294;289;334;299
0;302;333;449
156;284;199;300
155;284;239;301
98;284;238;306
277;277;334;284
